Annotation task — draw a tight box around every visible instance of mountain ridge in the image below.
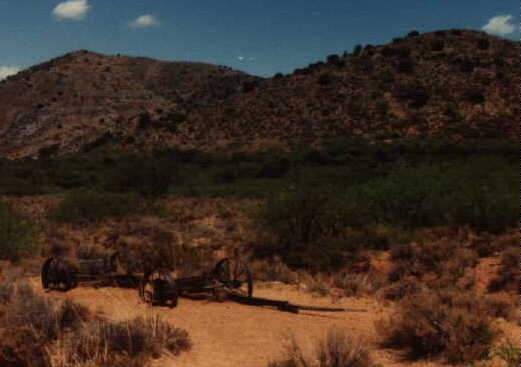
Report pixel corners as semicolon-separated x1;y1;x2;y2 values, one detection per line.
0;29;518;159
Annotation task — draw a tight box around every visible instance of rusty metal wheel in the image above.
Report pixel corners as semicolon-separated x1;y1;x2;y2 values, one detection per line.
213;258;253;297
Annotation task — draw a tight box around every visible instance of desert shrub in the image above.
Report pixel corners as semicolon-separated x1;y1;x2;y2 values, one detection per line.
48;190;156;223
488;246;519;292
326;54;340;64
294;68;312;76
377;289;496;363
250;259;300;284
395;84;429;108
407;30;420;37
357;156;517;231
105;159;174;196
381;46;410;58
379;279;423;301
118;233;212;277
64;315;191;365
465;88;485;104
258;158;291;179
478;297;517;321
0;327;51;367
318;73;334;85
490;341;520;367
388;241;478;285
333;273;382;297
352;44;362;56
0;202;39;262
477;38;490;50
269;328;379;367
430;40;445;51
396;58;415;73
254;189;349;271
1;284;90;340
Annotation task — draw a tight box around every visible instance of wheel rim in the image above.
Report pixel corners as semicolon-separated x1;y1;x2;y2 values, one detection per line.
215;258;253;297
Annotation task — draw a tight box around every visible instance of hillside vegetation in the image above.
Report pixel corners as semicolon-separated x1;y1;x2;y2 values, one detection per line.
0;29;518;158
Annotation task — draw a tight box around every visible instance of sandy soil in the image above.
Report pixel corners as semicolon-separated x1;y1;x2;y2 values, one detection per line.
30;278;460;367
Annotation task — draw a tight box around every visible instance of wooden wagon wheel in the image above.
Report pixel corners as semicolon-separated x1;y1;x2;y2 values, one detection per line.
140;270;178;307
213;258;253;297
41;257;76;291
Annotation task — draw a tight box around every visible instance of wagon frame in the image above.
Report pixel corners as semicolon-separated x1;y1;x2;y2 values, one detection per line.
41;252;123;291
139;257;253;307
139;257;367;314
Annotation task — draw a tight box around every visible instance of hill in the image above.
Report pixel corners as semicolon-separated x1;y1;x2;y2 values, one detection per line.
0;29;518;158
0;51;259;158
181;29;519;151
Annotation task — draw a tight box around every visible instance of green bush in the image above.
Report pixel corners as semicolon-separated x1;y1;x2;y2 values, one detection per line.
105;159;175;196
0;202;39;261
354;156;517;231
254;189;349;270
48;190;157;224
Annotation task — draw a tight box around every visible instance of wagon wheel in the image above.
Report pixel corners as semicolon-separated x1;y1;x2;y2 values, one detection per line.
140;270;178;307
213;258;253;297
41;258;76;291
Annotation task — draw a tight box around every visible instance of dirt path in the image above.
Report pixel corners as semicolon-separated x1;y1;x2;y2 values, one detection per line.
31;279;453;367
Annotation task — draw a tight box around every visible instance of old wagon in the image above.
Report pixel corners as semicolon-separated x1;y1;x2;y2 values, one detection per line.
41;252;121;291
139;257;253;307
139;257;367;314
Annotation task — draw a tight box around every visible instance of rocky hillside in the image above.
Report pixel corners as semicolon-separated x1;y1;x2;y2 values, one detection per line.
181;29;519;151
0;29;518;158
0;51;258;158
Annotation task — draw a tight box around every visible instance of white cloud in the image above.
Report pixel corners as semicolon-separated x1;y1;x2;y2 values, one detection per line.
53;0;90;20
129;15;161;28
0;66;20;80
482;14;516;35
237;55;255;62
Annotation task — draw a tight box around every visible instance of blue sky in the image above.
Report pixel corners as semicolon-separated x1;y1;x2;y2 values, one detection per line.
0;0;519;78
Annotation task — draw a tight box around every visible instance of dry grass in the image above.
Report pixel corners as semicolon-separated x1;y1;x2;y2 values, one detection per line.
59;314;191;366
0;277;191;366
269;328;379;367
0;286;90;341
